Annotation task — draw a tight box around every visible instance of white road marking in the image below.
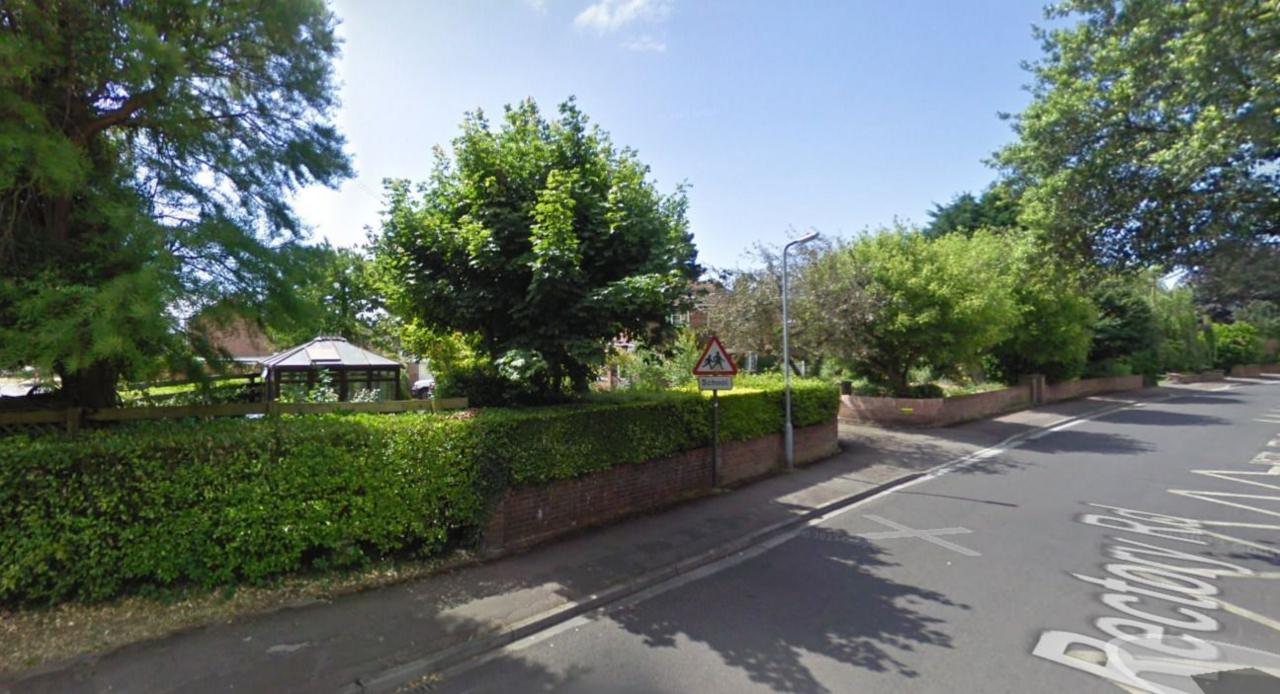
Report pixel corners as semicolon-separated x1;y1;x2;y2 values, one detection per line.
1191;470;1280;491
1248;451;1280;466
266;642;309;654
858;514;981;557
1166;490;1280;520
1214;598;1280;635
1202;529;1280;557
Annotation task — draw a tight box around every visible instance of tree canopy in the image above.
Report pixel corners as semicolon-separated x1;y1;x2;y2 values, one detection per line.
988;235;1097;383
923;186;1020;238
808;227;1018;395
995;0;1279;267
262;244;392;353
372;99;698;398
0;0;351;406
1187;241;1280;319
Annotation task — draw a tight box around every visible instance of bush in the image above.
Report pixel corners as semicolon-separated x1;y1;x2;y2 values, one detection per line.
0;414;487;605
0;382;838;606
434;364;512;407
1152;285;1212;373
802;227;1018;396
1089;277;1159;363
1083;358;1134;379
1212;322;1262;370
988;239;1096;385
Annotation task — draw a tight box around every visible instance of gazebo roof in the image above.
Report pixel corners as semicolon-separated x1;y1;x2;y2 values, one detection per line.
260;336;400;370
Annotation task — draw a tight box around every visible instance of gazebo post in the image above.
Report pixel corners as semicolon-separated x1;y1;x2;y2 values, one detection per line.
395;366;403;401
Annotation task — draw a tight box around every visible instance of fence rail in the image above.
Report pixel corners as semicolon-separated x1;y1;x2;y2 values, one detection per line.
0;397;469;435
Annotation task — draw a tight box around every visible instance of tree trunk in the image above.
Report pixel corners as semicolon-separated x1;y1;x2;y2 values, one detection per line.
888;366;911;397
57;360;119;409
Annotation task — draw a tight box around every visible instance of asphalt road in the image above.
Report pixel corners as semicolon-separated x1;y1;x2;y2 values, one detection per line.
433;380;1280;694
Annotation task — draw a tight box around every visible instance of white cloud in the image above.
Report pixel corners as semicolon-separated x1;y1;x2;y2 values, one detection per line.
523;0;548;13
574;0;672;33
622;35;667;52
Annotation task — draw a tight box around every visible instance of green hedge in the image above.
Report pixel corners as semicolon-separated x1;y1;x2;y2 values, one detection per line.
0;382;837;605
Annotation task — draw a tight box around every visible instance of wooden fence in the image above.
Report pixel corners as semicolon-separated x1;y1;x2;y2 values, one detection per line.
0;397;469;436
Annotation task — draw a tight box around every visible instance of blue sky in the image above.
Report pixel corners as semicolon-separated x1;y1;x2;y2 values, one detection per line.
294;0;1049;270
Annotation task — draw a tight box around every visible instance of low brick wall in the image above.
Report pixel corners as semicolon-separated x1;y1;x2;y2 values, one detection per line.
1166;370;1226;384
840;385;1031;428
1043;374;1144;403
1229;364;1263;378
482;419;839;552
839;374;1146;428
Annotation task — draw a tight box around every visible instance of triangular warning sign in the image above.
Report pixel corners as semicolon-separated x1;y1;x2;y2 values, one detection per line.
692;335;738;376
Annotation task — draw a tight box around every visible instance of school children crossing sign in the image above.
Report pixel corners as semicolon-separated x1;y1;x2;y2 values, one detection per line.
693;335;737;390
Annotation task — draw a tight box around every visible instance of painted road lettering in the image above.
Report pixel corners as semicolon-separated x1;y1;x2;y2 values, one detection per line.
1036;436;1280;693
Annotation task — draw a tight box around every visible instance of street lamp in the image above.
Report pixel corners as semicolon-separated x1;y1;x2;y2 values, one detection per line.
782;229;819;470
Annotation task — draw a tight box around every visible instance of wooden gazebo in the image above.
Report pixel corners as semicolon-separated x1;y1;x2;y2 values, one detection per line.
260;336;402;402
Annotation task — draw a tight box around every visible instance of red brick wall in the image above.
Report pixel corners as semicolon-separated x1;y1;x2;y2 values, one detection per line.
839;386;1031;428
1229;364;1263;378
482;420;838;552
1043;374;1143;402
1165;370;1226;384
839;374;1145;428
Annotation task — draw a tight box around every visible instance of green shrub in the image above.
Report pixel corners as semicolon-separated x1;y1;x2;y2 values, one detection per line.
988;237;1096;385
806;227;1019;395
0;383;839;606
434;364;512;406
1212;322;1262;370
0;414;486;605
1089;277;1159;363
1083;358;1134;379
1152;285;1212;372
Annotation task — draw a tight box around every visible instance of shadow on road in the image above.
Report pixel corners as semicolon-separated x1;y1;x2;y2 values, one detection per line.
1163;394;1245;405
436;535;967;693
1097;409;1231;427
1018;429;1155;456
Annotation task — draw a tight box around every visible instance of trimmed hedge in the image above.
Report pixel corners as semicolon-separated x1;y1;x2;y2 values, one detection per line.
0;382;837;606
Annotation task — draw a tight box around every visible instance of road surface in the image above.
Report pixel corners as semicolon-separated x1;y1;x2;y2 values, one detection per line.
434;380;1280;694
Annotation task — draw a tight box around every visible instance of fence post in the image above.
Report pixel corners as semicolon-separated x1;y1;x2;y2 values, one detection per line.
1020;374;1046;405
64;407;83;434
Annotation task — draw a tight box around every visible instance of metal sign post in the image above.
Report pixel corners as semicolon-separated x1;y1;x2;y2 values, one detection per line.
711;389;720;487
693;335;738;488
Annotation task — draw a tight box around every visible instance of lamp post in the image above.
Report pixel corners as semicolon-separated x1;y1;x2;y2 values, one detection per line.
782;229;819;470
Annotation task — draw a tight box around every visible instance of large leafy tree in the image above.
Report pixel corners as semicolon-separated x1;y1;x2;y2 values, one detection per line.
0;1;351;406
1187;241;1280;319
995;0;1279;267
988;233;1097;383
808;227;1018;395
264;244;392;352
1087;276;1160;363
372;99;698;397
923;186;1020;238
701;241;829;362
